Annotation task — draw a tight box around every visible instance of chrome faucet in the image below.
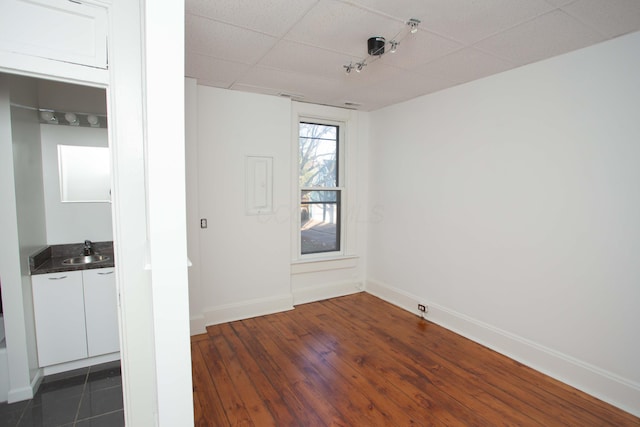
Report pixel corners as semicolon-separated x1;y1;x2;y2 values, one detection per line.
83;240;94;256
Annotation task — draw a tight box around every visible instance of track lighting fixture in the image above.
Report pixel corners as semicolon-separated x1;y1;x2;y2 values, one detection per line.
87;114;100;127
408;18;421;34
39;109;106;128
343;17;420;74
40;110;58;124
368;37;386;56
65;112;79;126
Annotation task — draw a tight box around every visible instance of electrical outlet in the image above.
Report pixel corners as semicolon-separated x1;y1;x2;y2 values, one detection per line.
200;218;208;229
418;304;427;313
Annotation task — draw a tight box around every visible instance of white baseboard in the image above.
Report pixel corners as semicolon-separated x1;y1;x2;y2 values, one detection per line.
42;352;120;376
7;367;41;404
366;279;640;418
293;280;364;306
202;293;294;327
0;345;8;403
190;314;206;336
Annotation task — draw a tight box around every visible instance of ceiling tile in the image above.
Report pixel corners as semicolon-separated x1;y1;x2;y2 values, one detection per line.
186;0;640;111
257;40;355;77
186;14;278;64
285;0;405;58
235;66;353;102
474;10;605;65
342;68;458;110
378;29;464;69
561;0;640;38
348;0;556;43
185;53;251;88
185;0;318;37
543;0;577;7
411;48;516;85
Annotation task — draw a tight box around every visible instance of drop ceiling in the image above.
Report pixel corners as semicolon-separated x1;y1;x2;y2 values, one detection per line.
185;0;640;111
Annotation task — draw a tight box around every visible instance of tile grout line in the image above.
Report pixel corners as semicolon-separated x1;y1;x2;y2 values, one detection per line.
72;367;91;426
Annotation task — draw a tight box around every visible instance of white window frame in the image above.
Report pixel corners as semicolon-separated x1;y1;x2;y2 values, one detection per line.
291;102;357;264
298;119;345;259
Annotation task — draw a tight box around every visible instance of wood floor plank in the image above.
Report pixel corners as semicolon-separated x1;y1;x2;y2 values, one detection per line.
260;313;394;426
209;324;279;427
192;293;640;427
218;322;298;427
198;337;255;426
228;319;330;426
191;341;229;426
238;317;350;426
328;297;555;426
267;311;420;426
288;304;449;427
312;297;524;426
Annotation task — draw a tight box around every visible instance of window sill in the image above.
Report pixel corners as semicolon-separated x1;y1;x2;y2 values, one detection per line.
291;256;359;275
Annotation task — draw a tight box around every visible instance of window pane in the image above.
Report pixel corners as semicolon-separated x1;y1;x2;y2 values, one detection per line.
299;122;338;188
301;190;340;254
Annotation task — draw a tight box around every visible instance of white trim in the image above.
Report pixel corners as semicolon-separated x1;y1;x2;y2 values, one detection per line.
291;255;358;274
293;281;363;306
366;279;640;417
0;51;108;86
190;314;206;336
291;102;358;263
202;294;294;327
7;370;41;404
42;352;120;376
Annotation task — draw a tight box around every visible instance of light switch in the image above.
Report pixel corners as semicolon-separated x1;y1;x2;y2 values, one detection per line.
200;218;207;229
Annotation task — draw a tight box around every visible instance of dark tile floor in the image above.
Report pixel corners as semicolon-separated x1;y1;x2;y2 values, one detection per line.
0;361;123;427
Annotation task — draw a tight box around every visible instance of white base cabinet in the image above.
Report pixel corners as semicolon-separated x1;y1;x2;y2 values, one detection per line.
83;269;119;357
32;268;118;367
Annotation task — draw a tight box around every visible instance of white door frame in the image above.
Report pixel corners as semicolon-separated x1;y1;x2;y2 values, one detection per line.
0;1;193;425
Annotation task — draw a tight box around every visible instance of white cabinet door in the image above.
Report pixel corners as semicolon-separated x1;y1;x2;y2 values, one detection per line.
32;271;88;367
0;0;108;68
83;268;119;357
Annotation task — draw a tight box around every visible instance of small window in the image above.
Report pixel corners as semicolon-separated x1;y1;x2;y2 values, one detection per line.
299;122;342;255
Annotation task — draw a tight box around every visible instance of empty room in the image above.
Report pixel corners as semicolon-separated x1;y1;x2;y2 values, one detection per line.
0;1;639;426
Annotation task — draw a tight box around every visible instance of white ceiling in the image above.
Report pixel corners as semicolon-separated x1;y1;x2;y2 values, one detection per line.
185;0;640;111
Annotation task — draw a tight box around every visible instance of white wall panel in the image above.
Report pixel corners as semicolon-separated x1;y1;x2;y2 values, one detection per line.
195;87;292;317
368;32;640;416
39;124;111;244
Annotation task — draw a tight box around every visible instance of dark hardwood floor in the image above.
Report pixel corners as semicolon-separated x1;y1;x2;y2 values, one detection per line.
191;293;639;426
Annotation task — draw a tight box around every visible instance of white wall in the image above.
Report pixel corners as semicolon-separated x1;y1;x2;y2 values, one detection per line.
2;1;193;423
289;102;370;304
0;76;39;403
10;105;46;390
193;87;293;327
40;124;112;244
367;32;640;416
185;78;203;333
188;88;371;330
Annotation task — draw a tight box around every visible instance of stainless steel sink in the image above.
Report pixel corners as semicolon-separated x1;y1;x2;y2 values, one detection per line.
62;254;111;265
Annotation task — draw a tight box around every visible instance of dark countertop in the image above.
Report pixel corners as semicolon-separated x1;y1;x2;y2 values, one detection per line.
30;241;115;275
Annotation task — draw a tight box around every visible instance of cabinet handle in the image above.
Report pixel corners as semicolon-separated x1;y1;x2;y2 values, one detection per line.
48;276;68;280
97;271;114;275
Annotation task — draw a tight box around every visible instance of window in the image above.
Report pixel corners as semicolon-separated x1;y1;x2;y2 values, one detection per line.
299;121;342;255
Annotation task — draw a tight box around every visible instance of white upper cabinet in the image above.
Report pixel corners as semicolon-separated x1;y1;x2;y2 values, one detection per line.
0;0;108;69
